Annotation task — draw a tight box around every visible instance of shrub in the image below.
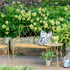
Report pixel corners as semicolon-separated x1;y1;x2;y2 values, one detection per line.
0;1;70;38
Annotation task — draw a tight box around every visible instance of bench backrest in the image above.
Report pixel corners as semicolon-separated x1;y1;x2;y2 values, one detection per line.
0;37;10;45
18;26;53;44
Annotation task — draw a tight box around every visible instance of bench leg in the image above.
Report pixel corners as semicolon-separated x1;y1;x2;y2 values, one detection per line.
60;46;62;59
57;46;59;68
8;44;9;60
13;46;14;60
0;48;1;55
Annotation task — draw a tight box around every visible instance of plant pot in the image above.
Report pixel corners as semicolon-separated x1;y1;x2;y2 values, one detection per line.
55;41;58;44
63;59;70;68
47;60;51;66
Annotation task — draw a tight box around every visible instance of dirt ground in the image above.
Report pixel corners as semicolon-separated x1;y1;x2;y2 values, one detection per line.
0;55;70;70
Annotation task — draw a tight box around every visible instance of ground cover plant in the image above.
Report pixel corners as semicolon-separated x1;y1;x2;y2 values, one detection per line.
0;64;35;70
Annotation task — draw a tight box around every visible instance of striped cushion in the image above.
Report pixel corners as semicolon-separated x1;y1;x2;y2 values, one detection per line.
38;30;52;46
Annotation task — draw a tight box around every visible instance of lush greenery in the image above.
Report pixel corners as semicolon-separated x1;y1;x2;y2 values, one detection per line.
0;1;70;47
55;23;70;47
0;64;35;70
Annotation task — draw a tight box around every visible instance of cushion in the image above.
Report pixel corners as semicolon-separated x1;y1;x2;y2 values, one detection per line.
38;30;52;45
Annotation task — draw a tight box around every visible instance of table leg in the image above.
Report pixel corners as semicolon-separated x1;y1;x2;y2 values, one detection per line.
46;48;48;67
13;46;14;60
51;47;52;62
60;46;63;65
57;46;59;68
60;46;62;60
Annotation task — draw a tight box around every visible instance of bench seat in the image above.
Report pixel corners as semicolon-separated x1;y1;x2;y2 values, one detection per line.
14;43;50;49
0;45;8;48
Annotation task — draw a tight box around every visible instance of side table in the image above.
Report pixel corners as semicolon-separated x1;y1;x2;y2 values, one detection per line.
45;43;63;68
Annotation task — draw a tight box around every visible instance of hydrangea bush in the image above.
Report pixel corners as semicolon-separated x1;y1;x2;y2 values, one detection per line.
0;1;70;39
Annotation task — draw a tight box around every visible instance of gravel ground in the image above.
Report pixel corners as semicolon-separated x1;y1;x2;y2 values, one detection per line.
0;55;70;70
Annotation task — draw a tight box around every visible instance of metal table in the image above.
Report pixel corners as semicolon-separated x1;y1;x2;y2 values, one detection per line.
45;43;63;68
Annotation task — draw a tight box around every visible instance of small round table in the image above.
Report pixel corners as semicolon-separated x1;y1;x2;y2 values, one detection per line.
45;43;63;68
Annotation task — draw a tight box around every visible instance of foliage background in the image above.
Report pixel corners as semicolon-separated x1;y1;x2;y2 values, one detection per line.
0;1;70;48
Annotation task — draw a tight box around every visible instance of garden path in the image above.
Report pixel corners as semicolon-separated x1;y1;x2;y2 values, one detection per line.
0;55;70;70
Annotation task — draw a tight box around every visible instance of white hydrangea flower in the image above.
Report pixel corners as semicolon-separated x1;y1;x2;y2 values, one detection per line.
20;11;23;14
44;17;47;20
36;18;39;21
6;27;9;31
43;14;45;17
17;1;20;4
18;15;22;20
32;12;37;17
39;11;41;14
28;10;31;13
43;21;46;24
12;1;15;5
1;14;4;17
59;18;64;21
56;21;60;25
33;22;36;25
22;14;25;17
30;19;34;23
64;7;68;11
34;27;37;31
22;18;25;20
38;7;42;11
16;9;20;13
19;5;22;8
40;20;42;23
38;27;42;31
49;20;55;25
27;18;30;21
15;15;18;18
30;24;33;29
20;10;25;14
26;13;31;17
5;21;9;24
44;23;48;28
6;32;9;34
42;9;45;12
2;24;6;29
47;13;49;16
56;26;61;31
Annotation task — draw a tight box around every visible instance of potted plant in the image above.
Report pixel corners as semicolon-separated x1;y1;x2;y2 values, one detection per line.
41;50;55;66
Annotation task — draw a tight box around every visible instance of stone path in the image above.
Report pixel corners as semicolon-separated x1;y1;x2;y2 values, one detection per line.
0;55;70;70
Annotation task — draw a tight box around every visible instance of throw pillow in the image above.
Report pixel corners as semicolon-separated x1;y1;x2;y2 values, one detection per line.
38;30;52;45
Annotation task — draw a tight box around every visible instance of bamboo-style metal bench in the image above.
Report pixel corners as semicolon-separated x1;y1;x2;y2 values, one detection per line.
12;26;53;67
0;37;9;59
